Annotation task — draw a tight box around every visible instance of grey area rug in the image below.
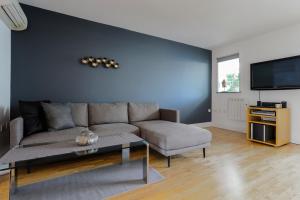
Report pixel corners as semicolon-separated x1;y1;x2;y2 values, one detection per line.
12;160;164;200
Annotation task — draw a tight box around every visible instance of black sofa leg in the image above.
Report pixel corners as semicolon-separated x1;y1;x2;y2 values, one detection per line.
26;166;31;174
203;148;206;158
167;156;171;168
26;161;32;173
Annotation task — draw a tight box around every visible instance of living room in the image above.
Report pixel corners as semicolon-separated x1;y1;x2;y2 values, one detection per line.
0;0;300;199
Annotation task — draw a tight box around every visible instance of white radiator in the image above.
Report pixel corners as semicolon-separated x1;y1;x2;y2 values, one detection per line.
227;98;246;121
0;122;10;156
0;122;9;135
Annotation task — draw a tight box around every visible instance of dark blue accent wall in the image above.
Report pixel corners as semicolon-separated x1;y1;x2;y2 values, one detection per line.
11;5;212;123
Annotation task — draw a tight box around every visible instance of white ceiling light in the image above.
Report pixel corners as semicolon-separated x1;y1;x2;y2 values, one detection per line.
0;0;27;31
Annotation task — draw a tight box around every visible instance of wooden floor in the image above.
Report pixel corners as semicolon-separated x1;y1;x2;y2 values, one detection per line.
1;127;300;200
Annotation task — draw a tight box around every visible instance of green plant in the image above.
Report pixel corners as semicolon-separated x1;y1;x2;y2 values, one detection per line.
226;73;240;92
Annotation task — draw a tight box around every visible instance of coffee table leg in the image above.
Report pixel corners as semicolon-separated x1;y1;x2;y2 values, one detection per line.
143;142;149;184
122;144;130;164
10;162;16;195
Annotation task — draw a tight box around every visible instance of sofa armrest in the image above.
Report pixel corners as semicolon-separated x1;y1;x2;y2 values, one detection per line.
160;108;180;123
10;117;24;148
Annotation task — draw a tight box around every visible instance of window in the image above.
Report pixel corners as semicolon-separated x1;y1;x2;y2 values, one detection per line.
217;54;240;93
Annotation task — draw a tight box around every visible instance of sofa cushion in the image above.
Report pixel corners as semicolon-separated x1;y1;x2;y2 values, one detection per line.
132;120;212;150
89;123;139;136
69;103;88;127
19;100;50;137
41;103;75;131
128;102;160;122
89;103;128;125
20;127;87;145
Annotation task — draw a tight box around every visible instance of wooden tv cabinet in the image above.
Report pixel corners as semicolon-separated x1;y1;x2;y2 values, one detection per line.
246;106;290;147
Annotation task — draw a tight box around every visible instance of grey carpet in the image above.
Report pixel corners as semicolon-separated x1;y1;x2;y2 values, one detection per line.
12;160;164;200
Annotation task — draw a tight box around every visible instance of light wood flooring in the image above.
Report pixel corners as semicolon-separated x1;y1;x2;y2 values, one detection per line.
1;127;300;200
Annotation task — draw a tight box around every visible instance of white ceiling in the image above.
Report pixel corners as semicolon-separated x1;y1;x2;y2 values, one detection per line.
20;0;300;49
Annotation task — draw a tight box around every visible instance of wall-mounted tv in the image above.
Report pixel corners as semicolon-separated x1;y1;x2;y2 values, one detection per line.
251;55;300;90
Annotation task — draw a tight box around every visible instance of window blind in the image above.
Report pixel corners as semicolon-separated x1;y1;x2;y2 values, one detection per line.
217;53;239;63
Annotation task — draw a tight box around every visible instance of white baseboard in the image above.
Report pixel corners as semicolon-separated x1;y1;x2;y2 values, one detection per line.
193;122;245;132
192;122;213;128
212;122;246;133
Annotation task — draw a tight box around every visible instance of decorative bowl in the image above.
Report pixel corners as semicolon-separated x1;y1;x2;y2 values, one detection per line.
76;130;99;146
75;149;98;156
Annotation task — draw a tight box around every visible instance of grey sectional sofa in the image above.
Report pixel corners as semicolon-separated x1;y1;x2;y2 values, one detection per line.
10;102;212;167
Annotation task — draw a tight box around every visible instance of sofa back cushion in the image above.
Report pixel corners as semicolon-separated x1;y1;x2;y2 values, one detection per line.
68;103;88;127
89;103;128;125
128;102;160;122
41;103;75;131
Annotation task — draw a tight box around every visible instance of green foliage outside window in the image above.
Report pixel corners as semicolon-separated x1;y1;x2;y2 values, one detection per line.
225;73;240;92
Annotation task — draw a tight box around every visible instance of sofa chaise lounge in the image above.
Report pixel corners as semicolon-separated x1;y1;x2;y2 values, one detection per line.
10;102;212;167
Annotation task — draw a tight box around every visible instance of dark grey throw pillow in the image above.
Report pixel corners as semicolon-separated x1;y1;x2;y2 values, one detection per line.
19;100;50;136
41;103;75;131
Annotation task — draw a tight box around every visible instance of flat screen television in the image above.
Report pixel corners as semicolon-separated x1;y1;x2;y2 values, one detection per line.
251;55;300;90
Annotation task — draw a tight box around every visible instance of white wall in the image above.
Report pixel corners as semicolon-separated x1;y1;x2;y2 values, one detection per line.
212;23;300;144
0;20;11;126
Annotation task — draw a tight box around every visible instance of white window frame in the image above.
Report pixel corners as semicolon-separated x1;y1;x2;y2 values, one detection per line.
217;53;240;93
